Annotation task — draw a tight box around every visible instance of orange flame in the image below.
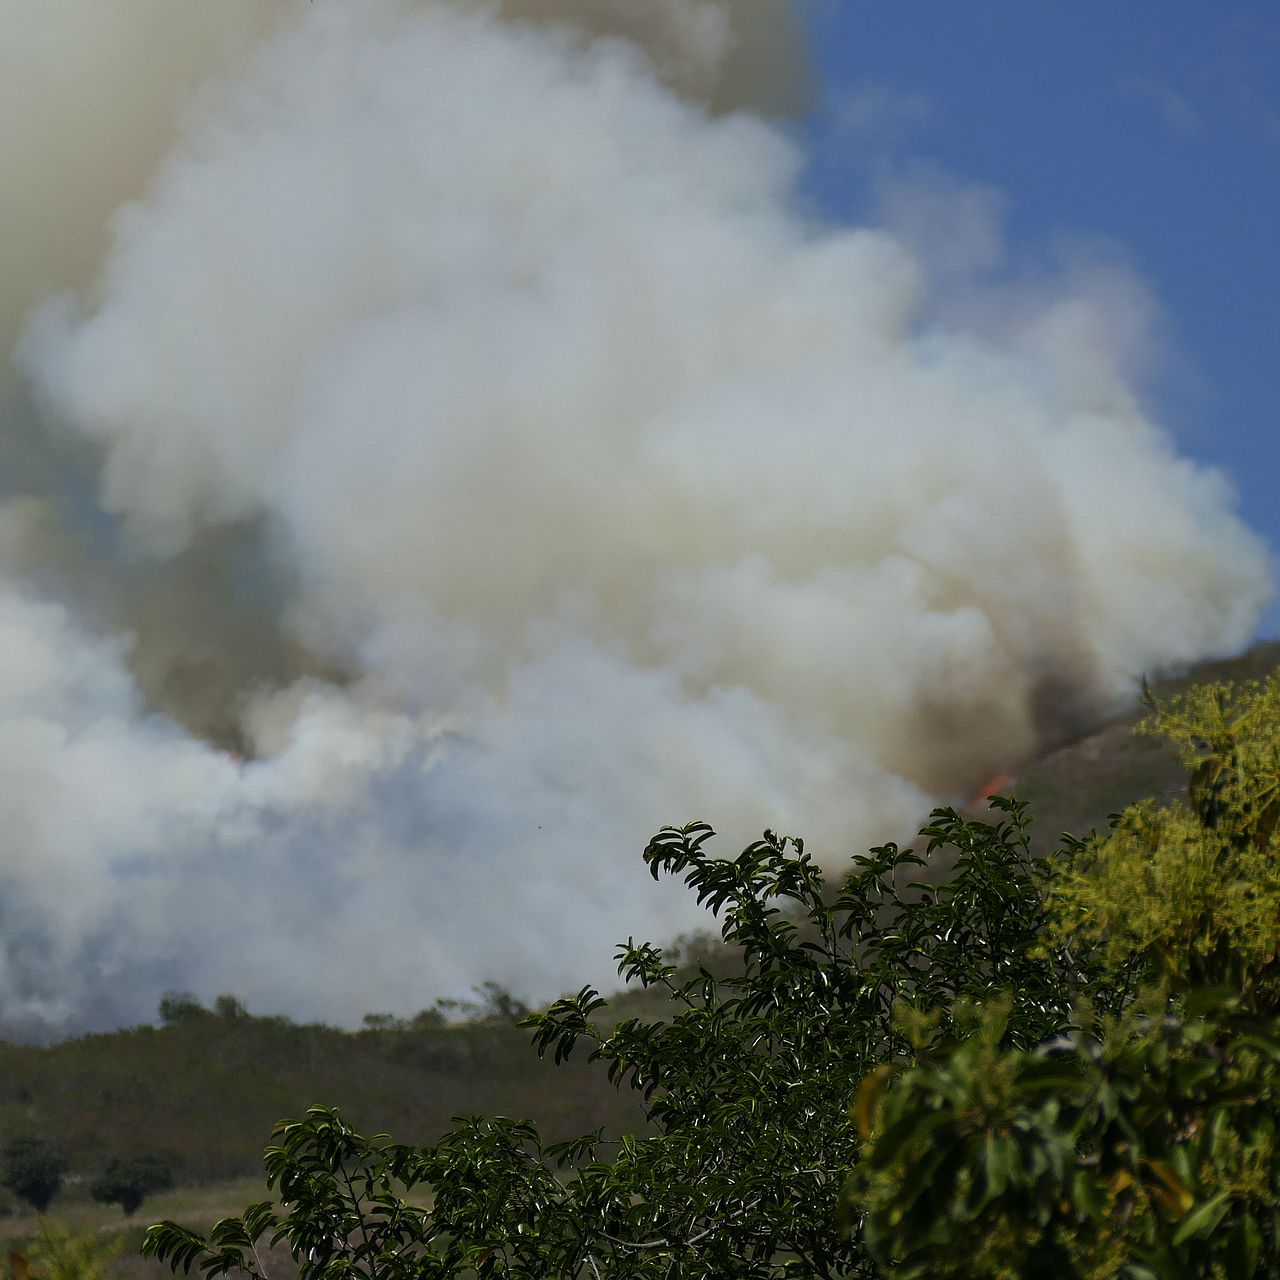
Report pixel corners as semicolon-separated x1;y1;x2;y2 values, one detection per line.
968;773;1013;808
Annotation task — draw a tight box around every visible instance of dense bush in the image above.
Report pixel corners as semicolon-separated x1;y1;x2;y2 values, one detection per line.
1;1137;69;1214
844;677;1280;1278
90;1155;176;1216
145;673;1280;1279
6;1220;124;1280
845;988;1280;1279
157;992;212;1025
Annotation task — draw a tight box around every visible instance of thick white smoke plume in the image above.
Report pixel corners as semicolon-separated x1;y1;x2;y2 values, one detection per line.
0;0;1271;1034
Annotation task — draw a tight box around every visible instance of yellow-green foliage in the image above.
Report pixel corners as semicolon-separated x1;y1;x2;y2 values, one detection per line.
848;668;1280;1279
5;1222;123;1280
1048;674;1280;1010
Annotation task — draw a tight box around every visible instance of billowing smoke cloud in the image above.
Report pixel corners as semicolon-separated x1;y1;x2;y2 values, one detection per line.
492;0;810;113
0;0;1271;1035
0;1;285;389
0;0;809;746
0;0;803;384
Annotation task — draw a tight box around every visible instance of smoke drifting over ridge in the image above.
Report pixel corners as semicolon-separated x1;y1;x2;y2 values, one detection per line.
0;0;1270;1035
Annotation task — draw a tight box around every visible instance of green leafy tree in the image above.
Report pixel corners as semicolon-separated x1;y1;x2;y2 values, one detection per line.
91;1155;176;1217
157;992;209;1025
473;981;531;1024
146;807;1111;1280
1;1137;69;1214
844;675;1280;1279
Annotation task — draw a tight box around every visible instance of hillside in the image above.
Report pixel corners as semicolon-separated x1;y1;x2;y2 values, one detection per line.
0;1008;644;1194
0;639;1276;1229
1009;639;1280;850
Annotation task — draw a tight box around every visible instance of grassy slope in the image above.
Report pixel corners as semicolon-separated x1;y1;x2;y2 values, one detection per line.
0;1179;270;1280
0;1014;643;1189
1009;639;1280;852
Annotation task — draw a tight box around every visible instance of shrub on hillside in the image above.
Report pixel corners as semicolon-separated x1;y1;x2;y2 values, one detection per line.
157;992;209;1025
1;1137;68;1214
157;991;248;1025
213;995;248;1020
90;1155;176;1217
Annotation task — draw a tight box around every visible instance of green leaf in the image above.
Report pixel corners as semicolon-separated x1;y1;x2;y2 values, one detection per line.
1225;1212;1262;1279
1171;1191;1232;1245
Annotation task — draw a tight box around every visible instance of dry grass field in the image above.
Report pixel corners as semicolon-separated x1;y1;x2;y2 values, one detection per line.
0;1180;280;1280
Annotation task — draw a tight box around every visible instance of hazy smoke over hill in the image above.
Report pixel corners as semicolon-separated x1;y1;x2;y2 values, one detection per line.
0;0;1270;1035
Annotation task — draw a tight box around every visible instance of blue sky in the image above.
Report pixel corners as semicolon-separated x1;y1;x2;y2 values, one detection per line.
796;3;1280;636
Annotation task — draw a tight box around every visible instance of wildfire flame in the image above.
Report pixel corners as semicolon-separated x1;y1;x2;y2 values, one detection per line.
968;774;1014;808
